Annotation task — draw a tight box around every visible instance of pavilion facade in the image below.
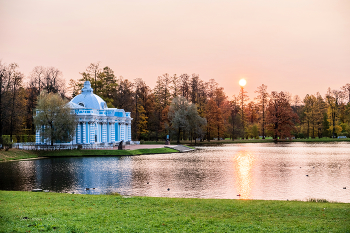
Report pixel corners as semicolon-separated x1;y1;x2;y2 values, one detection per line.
35;81;132;145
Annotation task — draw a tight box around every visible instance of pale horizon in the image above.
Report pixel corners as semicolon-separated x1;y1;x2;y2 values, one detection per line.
1;0;349;99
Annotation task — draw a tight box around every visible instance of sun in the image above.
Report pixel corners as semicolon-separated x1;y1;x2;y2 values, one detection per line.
239;78;247;87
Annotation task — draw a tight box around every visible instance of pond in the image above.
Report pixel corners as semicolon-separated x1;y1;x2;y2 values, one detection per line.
0;142;349;203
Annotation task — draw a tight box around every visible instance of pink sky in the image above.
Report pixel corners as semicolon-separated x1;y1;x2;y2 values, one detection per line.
1;0;349;99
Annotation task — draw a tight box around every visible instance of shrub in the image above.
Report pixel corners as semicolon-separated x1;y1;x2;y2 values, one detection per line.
2;136;13;151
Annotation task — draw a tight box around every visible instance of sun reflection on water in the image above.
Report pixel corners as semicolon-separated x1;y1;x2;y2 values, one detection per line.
233;150;255;199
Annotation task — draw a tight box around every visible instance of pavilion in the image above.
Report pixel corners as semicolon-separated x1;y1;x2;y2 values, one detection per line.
35;81;132;145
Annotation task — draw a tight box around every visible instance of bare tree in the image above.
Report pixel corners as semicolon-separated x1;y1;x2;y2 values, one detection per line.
170;74;180;98
341;83;350;104
179;74;190;100
0;61;5;148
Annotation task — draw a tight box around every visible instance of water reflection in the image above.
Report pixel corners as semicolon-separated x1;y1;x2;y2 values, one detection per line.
0;142;350;203
233;150;254;199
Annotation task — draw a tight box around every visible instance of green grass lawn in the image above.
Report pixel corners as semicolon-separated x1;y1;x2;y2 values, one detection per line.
0;148;178;162
0;191;349;232
0;149;39;162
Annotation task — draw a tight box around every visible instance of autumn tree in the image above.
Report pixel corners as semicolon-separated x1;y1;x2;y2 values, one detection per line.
255;84;269;139
303;94;325;138
99;66;118;107
341;83;350;104
179;74;190;100
28;66;46;94
170;74;180;98
68;79;79;98
113;77;134;112
34;92;77;146
43;67;65;95
205;99;224;141
0;63;26;144
136;105;148;140
325;88;342;138
153;74;171;140
238;84;249;139
229;95;242;140
26;66;65;135
190;74;200;104
133;78;157;140
315;93;327;138
168;96;189;143
266;91;299;140
168;96;206;143
303;94;314;138
78;64;118;107
245;101;260;139
187;103;207;143
8;65;24;142
79;63;101;92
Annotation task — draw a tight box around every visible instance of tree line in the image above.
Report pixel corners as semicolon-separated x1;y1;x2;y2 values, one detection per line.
1;60;350;148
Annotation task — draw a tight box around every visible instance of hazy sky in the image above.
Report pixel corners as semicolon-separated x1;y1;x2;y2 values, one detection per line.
1;0;349;99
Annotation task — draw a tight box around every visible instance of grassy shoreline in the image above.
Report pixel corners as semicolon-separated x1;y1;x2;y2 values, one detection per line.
0;148;178;162
0;191;349;232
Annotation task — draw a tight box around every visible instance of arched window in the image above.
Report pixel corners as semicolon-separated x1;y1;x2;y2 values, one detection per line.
78;102;85;107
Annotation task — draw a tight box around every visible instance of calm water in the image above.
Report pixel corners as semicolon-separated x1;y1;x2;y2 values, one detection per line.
0;142;349;202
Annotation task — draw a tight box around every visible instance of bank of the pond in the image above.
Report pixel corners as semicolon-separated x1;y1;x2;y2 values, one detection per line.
185;137;350;146
0;148;178;162
0;191;349;232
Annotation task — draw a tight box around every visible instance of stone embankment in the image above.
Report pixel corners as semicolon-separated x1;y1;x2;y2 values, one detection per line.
165;145;195;153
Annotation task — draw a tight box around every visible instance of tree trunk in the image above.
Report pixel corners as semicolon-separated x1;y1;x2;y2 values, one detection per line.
9;82;16;143
177;127;180;144
332;111;336;138
0;72;3;149
207;126;210;142
262;102;265;139
217;125;220;140
232;116;235;141
274;122;278;140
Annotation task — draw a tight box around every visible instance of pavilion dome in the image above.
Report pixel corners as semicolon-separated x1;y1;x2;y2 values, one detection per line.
70;81;107;110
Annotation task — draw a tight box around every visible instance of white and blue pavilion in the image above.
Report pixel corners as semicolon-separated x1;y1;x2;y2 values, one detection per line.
35;81;132;145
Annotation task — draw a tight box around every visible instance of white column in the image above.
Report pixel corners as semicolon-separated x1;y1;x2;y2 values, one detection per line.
117;123;121;142
98;123;101;143
120;123;125;141
107;122;109;142
102;123;107;142
82;122;86;144
90;122;95;144
128;123;131;141
77;123;81;144
111;122;115;142
86;122;89;144
125;124;128;142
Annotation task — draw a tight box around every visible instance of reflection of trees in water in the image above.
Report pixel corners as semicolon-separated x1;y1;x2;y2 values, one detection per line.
0;157;134;194
255;155;293;199
131;155;229;198
36;158;78;192
0;161;36;191
233;150;255;199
